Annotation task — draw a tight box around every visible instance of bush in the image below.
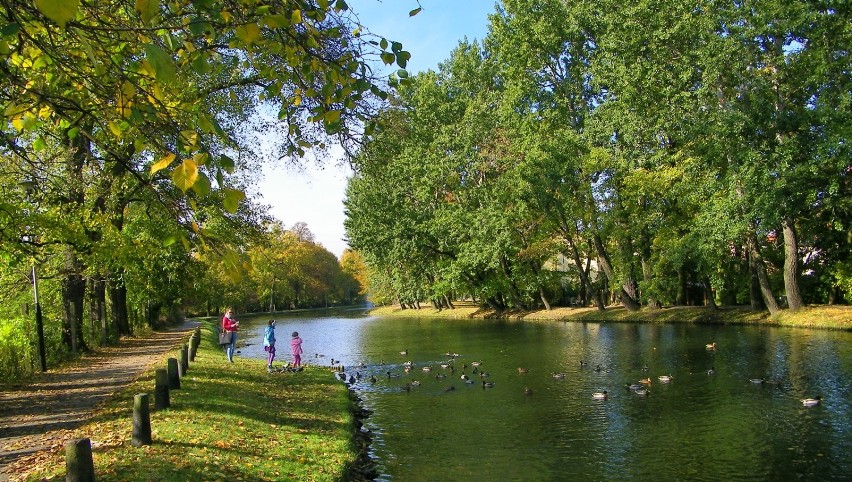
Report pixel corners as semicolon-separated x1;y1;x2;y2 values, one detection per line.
0;316;36;380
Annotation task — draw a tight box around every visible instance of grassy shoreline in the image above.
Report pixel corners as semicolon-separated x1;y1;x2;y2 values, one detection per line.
369;303;852;331
17;321;361;482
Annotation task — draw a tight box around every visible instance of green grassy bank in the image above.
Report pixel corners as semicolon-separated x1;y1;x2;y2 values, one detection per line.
370;303;852;331
19;321;362;482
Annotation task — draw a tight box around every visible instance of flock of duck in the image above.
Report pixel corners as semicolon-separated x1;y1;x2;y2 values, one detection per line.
329;342;823;407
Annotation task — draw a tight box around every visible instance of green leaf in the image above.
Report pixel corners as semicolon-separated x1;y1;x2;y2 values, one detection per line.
380;52;395;65
171;158;199;191
324;110;341;123
135;0;159;24
409;7;422;17
223;188;245;213
397;69;409;79
163;235;179;247
34;0;79;28
0;22;20;37
191;172;211;197
380;38;388;50
264;14;289;28
144;43;176;83
219;155;235;174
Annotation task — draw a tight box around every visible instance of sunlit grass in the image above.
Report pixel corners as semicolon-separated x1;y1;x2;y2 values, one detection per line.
371;303;851;330
20;322;357;481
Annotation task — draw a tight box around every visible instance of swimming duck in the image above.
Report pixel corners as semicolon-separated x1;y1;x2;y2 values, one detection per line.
464;379;475;385
471;361;482;367
524;387;533;396
337;372;346;381
749;378;765;384
801;397;821;407
403;361;413;368
642;365;649;372
517;367;529;374
435;373;447;380
594;365;603;372
707;367;716;376
479;371;491;378
552;372;566;380
348;375;356;384
444;385;456;392
633;388;649;396
460;374;469;380
369;375;377;383
579;360;589;367
658;375;673;383
626;383;644;391
639;378;652;385
408;380;421;387
482;381;496;388
400;350;408;355
422;366;433;372
440;363;450;369
706;342;717;350
592;391;609;400
386;371;400;379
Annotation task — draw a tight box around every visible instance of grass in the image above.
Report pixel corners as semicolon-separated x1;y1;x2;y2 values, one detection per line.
18;321;358;482
370;303;852;331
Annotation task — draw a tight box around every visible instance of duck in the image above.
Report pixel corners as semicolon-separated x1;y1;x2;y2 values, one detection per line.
524;387;533;396
706;342;717;350
642;365;649;372
336;372;346;381
592;391;609;400
658;375;673;383
444;385;456;392
707;367;716;376
579;360;589;367
386;371;401;379
551;372;566;380
369;375;377;383
479;371;491;378
750;378;765;384
471;361;482;367
399;349;408;355
626;383;644;391
348;375;356;384
594;365;603;372
482;381;496;388
440;363;450;369
435;373;447;380
801;397;821;407
408;380;421;387
639;378;652;385
517;367;529;374
460;374;470;381
633;388;649;396
422;366;433;372
464;379;475;385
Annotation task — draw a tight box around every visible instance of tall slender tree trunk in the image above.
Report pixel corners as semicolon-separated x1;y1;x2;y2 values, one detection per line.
677;265;687;306
747;231;781;315
592;234;640;311
565;235;604;311
702;275;718;310
108;272;131;336
539;286;552;311
781;217;804;311
62;253;88;352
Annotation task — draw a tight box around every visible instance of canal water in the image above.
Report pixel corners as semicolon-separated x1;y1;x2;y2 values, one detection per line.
235;310;851;481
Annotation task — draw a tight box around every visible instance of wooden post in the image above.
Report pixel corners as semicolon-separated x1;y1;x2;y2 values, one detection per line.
178;344;188;377
154;368;169;410
189;333;199;361
131;393;152;447
69;301;78;353
65;438;95;482
167;358;180;389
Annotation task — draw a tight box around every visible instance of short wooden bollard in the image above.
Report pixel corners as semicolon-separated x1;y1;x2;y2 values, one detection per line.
132;393;152;447
167;358;180;390
154;368;170;410
179;344;189;377
189;333;199;361
65;437;95;482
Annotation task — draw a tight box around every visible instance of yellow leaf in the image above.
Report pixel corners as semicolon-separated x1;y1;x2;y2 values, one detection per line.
172;158;199;191
135;0;159;24
236;23;260;44
34;0;79;28
150;153;175;175
291;9;302;24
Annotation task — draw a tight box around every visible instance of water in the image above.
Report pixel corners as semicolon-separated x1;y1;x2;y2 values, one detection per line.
234;311;852;481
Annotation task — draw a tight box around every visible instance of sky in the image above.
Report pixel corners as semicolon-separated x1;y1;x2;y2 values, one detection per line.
256;1;496;258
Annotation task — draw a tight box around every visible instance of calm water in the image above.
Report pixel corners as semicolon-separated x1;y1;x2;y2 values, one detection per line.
235;311;852;481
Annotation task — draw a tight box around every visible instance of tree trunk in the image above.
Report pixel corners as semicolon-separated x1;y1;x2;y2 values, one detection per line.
747;231;781;314
61;249;88;352
88;276;108;346
593;234;640;311
499;256;528;310
539;286;552;311
640;242;660;309
702;276;718;310
565;235;604;311
676;265;687;306
443;294;455;309
781;217;804;311
109;272;132;336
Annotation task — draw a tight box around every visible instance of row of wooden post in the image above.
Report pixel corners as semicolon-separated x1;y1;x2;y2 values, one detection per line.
65;326;202;482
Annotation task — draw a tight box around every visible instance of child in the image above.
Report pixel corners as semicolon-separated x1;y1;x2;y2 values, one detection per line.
290;331;303;369
263;320;276;371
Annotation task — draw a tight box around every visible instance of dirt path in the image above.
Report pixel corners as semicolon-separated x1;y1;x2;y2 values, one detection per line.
0;321;199;481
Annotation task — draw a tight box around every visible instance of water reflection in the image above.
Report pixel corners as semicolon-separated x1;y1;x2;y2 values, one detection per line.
236;312;852;481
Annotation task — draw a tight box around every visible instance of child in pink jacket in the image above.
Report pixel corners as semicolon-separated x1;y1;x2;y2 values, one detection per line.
290;331;303;368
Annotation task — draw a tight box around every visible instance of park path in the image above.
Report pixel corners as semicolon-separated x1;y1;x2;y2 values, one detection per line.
0;321;199;481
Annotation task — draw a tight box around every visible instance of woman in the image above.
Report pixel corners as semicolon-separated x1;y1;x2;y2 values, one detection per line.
222;309;239;363
264;320;276;371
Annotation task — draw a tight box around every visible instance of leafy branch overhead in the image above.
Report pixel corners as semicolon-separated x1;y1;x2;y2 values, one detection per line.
4;0;410;207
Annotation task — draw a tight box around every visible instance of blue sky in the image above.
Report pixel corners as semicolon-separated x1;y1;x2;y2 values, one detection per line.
257;1;496;257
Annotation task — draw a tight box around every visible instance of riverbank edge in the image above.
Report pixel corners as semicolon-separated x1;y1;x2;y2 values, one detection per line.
368;304;852;331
